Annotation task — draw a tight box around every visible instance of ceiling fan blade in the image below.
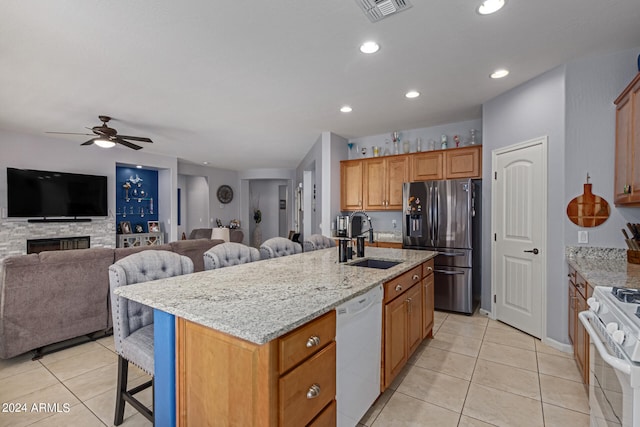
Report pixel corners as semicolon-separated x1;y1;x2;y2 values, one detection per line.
114;137;143;150
81;139;95;146
46;131;95;136
117;135;153;143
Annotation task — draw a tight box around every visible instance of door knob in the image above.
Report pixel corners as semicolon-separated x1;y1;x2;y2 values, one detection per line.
524;248;539;255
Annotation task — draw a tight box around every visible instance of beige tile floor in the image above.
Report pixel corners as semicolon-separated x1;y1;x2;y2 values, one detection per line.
0;310;589;426
360;310;590;427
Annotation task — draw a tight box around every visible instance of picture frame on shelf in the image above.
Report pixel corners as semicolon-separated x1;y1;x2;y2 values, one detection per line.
120;221;132;234
148;221;160;233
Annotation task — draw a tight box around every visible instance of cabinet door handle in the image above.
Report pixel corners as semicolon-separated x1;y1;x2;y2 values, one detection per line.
306;336;321;348
395;284;403;292
412;274;420;281
306;384;321;399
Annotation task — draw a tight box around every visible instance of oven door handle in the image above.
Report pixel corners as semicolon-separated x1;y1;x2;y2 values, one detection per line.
578;311;631;375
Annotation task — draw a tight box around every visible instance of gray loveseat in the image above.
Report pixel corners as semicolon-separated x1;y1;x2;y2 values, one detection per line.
0;238;223;359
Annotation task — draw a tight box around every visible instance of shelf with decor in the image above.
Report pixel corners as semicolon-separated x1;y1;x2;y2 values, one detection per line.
117;232;164;248
116;166;159;232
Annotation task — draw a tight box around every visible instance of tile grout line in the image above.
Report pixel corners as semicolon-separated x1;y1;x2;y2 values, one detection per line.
455;321;487;426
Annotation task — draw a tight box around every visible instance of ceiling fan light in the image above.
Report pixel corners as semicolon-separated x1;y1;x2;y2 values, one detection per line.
94;138;115;148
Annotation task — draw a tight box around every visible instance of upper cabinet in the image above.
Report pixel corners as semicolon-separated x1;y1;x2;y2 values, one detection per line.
444;146;482;179
614;73;640;205
341;145;482;211
410;151;443;181
363;156;409;210
340;160;363;211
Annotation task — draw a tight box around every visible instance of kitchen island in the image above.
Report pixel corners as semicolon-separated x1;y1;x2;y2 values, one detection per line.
116;246;436;426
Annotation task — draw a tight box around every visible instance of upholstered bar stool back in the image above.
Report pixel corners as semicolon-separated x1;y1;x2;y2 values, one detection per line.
303;234;336;252
108;250;193;425
203;242;260;270
259;237;302;260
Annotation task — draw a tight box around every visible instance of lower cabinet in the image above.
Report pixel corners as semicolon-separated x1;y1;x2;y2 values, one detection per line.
176;311;336;426
382;259;435;390
567;265;590;384
422;261;435;339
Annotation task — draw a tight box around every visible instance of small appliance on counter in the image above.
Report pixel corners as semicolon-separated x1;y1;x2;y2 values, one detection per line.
336;215;349;237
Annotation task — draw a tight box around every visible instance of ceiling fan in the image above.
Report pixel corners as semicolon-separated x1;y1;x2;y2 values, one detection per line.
46;115;153;150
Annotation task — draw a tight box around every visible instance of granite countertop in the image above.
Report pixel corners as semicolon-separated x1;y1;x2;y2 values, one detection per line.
565;246;640;289
116;247;436;345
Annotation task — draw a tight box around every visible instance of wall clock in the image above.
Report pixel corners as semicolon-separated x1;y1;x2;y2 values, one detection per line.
216;185;233;204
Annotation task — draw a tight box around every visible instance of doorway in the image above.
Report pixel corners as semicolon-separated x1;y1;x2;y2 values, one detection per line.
491;136;548;339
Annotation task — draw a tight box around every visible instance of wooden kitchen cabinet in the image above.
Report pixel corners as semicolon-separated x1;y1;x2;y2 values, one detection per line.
410;151;443;181
176;311;336;426
614;72;640;205
363;155;408;210
422;259;435;339
340;160;363;211
382;261;434;390
567;265;589;384
444;146;482;179
341;146;482;212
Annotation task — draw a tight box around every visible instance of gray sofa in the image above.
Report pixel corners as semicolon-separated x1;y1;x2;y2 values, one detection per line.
0;238;223;359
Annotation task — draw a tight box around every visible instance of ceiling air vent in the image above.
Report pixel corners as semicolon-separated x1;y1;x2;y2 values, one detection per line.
355;0;412;23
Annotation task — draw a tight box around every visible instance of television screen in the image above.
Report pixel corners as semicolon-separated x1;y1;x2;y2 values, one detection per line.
7;168;108;218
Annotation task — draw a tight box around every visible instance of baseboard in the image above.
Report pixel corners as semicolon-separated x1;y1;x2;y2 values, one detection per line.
541;336;573;354
478;308;494;319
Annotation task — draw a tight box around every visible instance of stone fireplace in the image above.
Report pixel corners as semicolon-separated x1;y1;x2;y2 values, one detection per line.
0;216;116;262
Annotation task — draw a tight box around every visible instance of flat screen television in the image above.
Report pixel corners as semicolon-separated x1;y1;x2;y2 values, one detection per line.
7;168;108;218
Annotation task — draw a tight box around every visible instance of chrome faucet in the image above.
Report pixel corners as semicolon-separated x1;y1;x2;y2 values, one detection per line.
348;210;374;243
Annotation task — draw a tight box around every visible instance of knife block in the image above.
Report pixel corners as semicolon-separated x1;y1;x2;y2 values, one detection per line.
627;250;640;264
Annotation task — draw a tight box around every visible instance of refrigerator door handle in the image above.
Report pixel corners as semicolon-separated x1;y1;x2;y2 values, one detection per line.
438;252;467;257
434;184;440;246
433;269;466;275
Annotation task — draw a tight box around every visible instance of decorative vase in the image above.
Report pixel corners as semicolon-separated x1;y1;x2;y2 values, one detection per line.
253;223;262;248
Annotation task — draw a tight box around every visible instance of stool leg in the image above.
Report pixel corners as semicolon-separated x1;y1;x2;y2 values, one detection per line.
114;355;129;426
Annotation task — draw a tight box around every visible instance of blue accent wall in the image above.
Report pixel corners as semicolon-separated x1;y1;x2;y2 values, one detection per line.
115;167;159;233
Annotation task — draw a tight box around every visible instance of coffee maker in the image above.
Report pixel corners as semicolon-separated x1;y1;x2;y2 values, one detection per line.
336;215;349;237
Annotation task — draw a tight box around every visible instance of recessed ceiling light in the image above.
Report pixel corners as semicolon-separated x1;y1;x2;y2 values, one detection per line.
340;105;353;113
359;41;380;54
478;0;505;15
490;68;509;79
405;91;420;99
94;138;115;148
203;161;209;165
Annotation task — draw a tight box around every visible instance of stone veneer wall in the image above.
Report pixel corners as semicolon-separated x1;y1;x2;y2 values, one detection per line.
0;216;116;263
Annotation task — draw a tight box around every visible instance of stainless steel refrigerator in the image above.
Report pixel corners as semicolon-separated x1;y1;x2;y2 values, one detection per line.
402;179;481;314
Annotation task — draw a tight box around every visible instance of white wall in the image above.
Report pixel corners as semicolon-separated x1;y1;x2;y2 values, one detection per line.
324;132;348;237
482;66;567;343
296;135;322;241
177;162;240;228
185;175;210;233
565;48;640;247
249;179;288;244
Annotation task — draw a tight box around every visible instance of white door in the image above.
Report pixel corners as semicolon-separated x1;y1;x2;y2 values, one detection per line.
492;137;547;338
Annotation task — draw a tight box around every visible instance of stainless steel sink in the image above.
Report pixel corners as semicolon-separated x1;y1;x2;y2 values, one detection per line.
348;258;402;269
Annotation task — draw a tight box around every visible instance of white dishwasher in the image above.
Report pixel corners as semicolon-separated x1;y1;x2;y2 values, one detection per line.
336;284;383;427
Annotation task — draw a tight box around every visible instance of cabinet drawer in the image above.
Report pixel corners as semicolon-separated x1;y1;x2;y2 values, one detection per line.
422;259;434;277
279;342;336;427
575;273;589;299
279;311;336;373
384;266;422;303
307;400;336;427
